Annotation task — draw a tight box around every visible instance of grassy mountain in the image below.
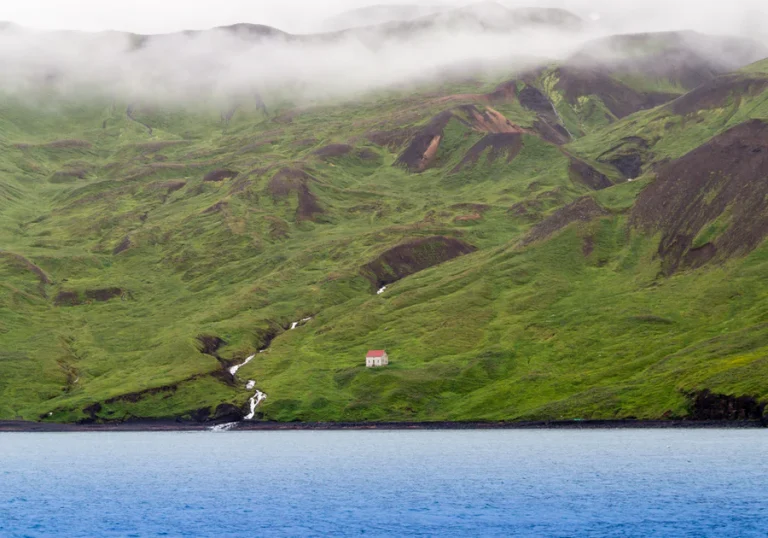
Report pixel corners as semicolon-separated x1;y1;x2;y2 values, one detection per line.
1;30;768;424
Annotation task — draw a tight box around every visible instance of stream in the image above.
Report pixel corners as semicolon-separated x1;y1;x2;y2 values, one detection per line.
210;316;313;431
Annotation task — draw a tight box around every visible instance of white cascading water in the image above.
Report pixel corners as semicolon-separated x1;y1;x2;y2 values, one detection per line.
229;354;255;375
211;354;268;431
244;391;267;420
290;317;313;330
212;316;313;430
377;286;387;295
209;422;238;432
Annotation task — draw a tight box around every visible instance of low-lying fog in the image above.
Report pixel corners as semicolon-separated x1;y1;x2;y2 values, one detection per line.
0;0;765;106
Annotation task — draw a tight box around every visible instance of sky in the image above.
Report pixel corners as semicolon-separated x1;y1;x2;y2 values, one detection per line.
0;0;765;34
0;0;415;33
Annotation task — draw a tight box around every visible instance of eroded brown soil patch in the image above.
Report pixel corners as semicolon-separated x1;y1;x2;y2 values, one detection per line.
113;236;132;255
395;111;454;172
55;288;126;306
268;168;324;221
568;158;613;190
203;169;239;182
85;288;125;302
522;196;609;246
362;236;476;288
396;106;523;173
632;119;768;274
0;251;51;288
197;335;226;357
451;133;523;173
313;144;353;157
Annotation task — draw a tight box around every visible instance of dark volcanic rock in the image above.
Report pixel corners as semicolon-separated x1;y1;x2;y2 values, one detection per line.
608;153;644;179
362;236;476;288
212;403;245;422
568;158;613;190
597;137;650;179
632;119;768;274
518;85;554;114
689;390;765;421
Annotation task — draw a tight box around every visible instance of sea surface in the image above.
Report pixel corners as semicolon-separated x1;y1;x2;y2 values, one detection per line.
1;429;766;537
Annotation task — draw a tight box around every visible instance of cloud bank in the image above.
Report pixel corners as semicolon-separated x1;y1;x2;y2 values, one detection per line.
0;1;765;107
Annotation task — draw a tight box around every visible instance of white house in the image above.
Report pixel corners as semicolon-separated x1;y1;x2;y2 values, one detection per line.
366;350;389;368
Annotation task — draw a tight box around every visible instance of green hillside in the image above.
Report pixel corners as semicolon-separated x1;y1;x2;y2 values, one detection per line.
2;36;768;424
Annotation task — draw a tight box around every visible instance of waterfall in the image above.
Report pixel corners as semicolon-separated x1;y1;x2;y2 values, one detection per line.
229;354;255;376
245;391;267;420
290;317;313;330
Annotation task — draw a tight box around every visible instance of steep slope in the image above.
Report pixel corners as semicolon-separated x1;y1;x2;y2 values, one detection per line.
486;31;767;140
2;52;768;425
572;31;767;91
632;120;768;274
568;60;768;178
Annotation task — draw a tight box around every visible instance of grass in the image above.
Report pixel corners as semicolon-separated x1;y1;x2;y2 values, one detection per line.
1;64;768;424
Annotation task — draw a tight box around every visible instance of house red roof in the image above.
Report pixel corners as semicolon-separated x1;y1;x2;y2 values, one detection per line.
366;350;386;358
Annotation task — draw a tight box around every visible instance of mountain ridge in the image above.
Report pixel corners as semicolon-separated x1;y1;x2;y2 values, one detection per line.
1;24;768;425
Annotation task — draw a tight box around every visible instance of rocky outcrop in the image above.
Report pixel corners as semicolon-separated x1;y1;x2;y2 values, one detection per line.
568;158;613;190
688;390;765;421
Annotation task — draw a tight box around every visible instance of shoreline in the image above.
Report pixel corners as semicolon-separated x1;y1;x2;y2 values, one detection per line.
0;418;765;432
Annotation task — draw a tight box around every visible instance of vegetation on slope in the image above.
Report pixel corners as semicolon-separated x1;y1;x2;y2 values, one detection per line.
2;39;768;424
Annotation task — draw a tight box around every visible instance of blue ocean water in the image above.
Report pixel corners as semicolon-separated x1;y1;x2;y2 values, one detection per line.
1;429;766;537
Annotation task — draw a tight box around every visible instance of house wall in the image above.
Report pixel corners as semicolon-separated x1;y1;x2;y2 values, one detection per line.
366;355;389;368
